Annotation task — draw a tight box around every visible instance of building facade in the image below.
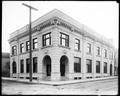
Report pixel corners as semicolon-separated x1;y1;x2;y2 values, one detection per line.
2;53;10;77
9;9;115;81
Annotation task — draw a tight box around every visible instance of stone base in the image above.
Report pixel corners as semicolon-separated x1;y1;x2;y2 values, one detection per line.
51;72;60;81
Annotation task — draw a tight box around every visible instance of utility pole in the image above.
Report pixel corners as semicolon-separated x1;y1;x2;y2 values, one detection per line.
22;3;38;82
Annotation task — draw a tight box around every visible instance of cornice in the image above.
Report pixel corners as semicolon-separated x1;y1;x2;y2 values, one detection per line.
9;16;114;49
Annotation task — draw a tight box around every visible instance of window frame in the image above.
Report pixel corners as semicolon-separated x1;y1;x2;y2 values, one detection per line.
26;58;30;73
96;47;100;56
33;57;37;73
33;38;38;49
96;61;100;73
87;43;91;54
12;45;17;55
20;43;24;53
75;38;80;51
26;41;30;51
86;59;92;73
60;32;69;47
104;49;107;58
104;62;107;73
74;57;81;73
42;32;51;47
20;59;24;73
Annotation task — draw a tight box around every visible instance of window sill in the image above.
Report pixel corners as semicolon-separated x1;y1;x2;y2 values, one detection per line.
74;49;81;52
58;45;70;50
104;57;108;59
19;49;39;55
41;45;53;49
11;55;17;57
96;55;101;57
86;52;92;55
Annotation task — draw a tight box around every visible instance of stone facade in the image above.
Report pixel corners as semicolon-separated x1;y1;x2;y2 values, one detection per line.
9;9;115;81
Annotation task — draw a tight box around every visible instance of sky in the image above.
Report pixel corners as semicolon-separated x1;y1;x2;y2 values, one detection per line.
2;1;119;53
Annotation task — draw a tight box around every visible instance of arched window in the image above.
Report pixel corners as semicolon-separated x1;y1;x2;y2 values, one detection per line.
60;55;69;76
43;55;51;76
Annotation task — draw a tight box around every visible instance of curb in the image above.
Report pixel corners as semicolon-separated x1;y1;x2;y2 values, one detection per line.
2;76;118;86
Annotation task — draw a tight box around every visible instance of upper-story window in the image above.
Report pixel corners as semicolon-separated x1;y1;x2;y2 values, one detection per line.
33;38;38;49
96;47;100;56
26;41;30;51
111;52;113;59
75;39;80;51
20;43;24;53
12;45;17;55
42;32;51;47
104;49;107;58
60;32;69;47
87;43;91;54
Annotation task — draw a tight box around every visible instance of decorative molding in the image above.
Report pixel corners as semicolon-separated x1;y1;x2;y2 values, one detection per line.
9;17;114;49
45;50;49;54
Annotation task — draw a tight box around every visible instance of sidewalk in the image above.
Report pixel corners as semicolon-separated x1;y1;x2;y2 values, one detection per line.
2;76;118;86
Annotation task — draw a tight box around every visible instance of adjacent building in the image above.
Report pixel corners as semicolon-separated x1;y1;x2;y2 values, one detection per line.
2;52;10;77
9;9;115;81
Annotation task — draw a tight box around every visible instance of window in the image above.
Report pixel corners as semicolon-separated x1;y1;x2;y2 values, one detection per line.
60;32;69;47
104;62;107;73
12;62;16;73
26;58;30;73
33;57;37;73
42;32;51;47
111;52;113;59
104;49;107;58
20;59;24;73
20;43;24;53
12;45;17;55
96;61;100;73
75;39;80;50
87;43;91;54
96;47;100;56
26;41;30;51
86;59;92;73
33;38;37;49
74;57;81;72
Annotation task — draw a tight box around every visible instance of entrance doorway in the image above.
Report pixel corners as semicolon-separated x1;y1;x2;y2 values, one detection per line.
43;55;51;76
60;55;68;76
110;64;112;76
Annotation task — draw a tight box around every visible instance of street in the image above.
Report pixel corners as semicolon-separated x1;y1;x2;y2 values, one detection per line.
2;78;118;95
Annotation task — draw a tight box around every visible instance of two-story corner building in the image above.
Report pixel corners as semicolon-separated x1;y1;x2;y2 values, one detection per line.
9;9;115;81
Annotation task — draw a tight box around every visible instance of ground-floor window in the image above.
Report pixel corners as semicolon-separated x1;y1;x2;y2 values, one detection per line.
12;61;17;73
20;59;24;73
110;64;112;75
33;57;37;73
26;58;30;73
86;59;92;73
74;57;81;73
96;61;100;73
104;62;107;73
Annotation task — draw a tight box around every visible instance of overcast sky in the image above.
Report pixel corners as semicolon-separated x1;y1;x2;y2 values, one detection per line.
2;1;119;53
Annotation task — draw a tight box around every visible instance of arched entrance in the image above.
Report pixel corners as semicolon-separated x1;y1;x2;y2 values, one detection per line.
43;55;51;76
110;64;112;76
12;61;16;73
60;55;68;76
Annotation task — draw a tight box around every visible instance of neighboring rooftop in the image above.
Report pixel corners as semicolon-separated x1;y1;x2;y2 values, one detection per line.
2;52;10;58
9;9;113;48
